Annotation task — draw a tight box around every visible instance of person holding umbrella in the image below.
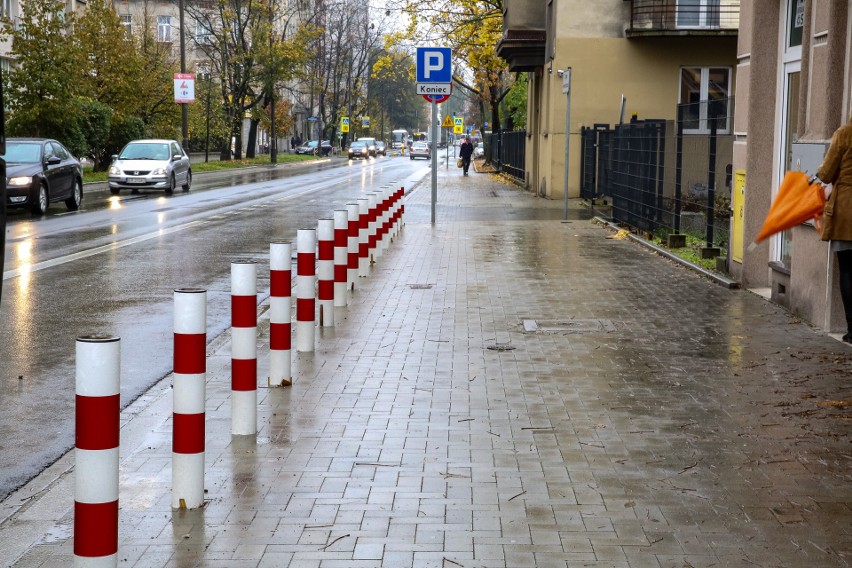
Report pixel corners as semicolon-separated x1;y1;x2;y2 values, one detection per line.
814;117;852;343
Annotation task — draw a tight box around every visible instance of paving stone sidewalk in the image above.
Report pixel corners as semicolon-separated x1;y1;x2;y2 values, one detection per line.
1;165;850;567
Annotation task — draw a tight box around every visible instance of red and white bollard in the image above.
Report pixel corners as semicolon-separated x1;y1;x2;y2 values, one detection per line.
296;228;317;351
379;188;392;252
393;187;403;238
231;261;257;436
75;335;120;567
317;218;335;327
269;242;292;387
346;203;359;291
333;210;349;307
172;288;206;510
368;193;379;264
357;198;370;277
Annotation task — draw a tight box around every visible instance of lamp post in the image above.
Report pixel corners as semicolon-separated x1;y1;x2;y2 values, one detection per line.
178;0;188;152
204;71;212;163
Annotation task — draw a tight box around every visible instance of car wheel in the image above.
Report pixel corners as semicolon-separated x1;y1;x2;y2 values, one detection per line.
410;156;414;160
165;174;175;195
31;184;49;215
65;178;82;211
182;171;192;192
109;187;120;195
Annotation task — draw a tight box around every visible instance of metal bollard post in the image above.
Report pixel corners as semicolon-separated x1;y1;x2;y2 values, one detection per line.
75;335;120;568
357;198;369;277
231;262;257;436
317;219;335;327
346;203;359;291
172;288;206;509
269;242;292;387
296;228;317;352
333;210;349;307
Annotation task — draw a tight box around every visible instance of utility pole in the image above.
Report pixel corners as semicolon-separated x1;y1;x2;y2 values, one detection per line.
179;0;188;152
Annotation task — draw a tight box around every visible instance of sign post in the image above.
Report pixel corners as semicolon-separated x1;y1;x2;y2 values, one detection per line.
562;68;572;221
416;47;452;225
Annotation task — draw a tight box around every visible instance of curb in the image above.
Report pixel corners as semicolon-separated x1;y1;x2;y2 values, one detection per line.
593;216;740;289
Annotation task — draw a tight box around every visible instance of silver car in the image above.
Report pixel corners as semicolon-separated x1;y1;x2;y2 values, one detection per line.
108;139;191;195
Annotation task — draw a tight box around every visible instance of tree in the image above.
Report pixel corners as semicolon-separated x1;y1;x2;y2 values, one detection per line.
504;72;527;129
386;0;514;132
0;0;81;143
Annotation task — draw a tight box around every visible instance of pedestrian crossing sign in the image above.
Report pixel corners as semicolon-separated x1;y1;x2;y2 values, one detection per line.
453;117;464;134
441;115;454;128
341;116;350;133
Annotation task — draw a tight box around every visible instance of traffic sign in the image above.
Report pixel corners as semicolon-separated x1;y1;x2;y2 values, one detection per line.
453;116;464;134
173;73;195;103
340;116;349;133
441;115;454;128
416;47;452;83
416;83;451;96
423;93;450;104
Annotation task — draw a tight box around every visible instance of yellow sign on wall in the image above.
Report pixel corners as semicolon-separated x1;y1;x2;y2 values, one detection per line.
732;169;746;263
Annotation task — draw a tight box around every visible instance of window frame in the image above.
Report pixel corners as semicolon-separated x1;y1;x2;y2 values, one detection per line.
678;65;732;135
157;15;172;43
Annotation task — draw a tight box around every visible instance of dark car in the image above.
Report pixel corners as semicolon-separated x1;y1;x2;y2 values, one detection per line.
108;139;191;195
348;141;370;160
3;138;83;215
296;140;332;156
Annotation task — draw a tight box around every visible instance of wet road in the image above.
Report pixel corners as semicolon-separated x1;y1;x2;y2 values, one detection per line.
0;155;431;500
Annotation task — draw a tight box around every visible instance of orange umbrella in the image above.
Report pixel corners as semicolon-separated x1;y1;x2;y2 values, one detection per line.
753;171;826;243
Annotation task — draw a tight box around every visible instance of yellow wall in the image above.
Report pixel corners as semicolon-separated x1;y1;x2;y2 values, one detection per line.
533;36;738;200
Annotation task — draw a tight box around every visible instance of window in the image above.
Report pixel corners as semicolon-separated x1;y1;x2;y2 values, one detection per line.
1;0;11;19
195;18;212;44
679;66;731;134
676;0;721;29
157;15;172;42
788;0;804;48
120;14;131;35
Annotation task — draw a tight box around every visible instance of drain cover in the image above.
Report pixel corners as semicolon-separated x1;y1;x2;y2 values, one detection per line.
523;319;616;333
408;284;434;290
486;343;516;351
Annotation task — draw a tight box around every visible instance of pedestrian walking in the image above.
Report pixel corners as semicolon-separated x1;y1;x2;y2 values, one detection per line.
459;137;474;176
290;136;296;153
814;116;852;343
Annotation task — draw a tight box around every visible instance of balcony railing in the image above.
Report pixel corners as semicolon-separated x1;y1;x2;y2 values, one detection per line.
628;0;739;36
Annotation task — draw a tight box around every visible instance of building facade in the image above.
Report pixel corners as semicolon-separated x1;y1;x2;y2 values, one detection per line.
498;0;739;201
734;0;848;334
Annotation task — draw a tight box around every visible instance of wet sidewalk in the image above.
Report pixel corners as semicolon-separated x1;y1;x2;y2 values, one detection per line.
1;164;851;567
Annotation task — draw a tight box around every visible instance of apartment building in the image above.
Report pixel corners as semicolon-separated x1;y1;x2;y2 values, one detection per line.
497;0;739;200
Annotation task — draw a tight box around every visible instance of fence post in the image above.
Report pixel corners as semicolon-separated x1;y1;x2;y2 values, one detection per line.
172;288;206;509
269;242;291;387
296;228;317;351
674;103;684;235
75;335;120;567
231;261;257;436
706;118;718;248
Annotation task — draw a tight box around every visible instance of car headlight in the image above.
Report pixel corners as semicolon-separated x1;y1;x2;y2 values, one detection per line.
8;176;33;186
151;167;167;176
108;165;121;175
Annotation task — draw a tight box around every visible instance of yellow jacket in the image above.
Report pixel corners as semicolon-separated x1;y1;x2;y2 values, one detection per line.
817;121;852;242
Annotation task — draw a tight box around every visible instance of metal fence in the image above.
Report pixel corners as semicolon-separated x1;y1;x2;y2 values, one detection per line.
485;130;526;182
581;99;734;248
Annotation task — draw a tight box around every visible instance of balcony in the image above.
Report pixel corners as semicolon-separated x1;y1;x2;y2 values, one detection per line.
627;0;739;37
495;0;546;72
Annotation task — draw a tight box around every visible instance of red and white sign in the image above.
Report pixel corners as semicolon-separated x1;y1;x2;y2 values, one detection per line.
174;73;195;103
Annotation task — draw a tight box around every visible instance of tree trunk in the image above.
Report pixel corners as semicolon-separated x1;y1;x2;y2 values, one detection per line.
246;119;258;159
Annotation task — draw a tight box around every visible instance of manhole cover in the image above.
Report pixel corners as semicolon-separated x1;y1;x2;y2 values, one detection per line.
408;284;434;290
523;319;616;333
486;343;516;351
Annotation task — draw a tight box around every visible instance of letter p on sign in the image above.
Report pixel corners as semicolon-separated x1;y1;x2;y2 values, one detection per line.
416;47;452;84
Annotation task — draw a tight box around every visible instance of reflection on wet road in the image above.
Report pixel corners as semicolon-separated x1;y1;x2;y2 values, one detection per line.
0;156;429;500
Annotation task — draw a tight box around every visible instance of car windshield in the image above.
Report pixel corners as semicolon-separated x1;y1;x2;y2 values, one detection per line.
350;142;366;148
2;142;42;164
120;143;171;160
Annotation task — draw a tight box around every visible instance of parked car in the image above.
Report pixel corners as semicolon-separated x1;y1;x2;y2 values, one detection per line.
409;141;430;160
108;139;191;195
3;138;83;215
473;145;485;159
348;141;370;160
375;141;387;156
357;137;377;157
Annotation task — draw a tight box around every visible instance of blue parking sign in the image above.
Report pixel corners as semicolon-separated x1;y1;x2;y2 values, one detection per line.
416;47;452;83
